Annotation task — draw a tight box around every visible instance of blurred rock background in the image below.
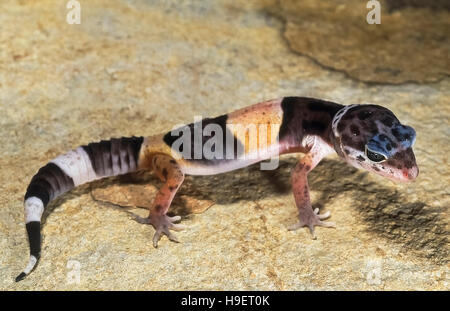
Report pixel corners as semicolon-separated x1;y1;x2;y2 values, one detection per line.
0;0;448;290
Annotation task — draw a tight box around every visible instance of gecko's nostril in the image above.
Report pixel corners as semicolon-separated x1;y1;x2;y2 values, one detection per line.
405;167;418;180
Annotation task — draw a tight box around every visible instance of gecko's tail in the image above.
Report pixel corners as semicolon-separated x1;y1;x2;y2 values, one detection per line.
15;136;145;282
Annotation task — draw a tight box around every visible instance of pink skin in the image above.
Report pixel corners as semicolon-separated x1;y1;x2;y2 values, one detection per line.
134;154;186;247
286;137;336;238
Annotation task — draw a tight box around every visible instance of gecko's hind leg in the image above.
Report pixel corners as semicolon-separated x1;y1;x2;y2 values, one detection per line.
144;154;186;247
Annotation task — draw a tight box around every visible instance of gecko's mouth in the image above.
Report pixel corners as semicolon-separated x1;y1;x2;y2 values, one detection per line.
385;165;419;183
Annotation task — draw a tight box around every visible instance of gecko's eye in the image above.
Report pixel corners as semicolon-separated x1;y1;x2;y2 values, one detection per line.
365;147;387;163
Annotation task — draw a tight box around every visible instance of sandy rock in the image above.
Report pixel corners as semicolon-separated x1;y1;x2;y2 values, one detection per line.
0;0;448;290
272;0;450;84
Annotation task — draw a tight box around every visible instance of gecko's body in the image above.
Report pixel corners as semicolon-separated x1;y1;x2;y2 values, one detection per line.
16;97;418;281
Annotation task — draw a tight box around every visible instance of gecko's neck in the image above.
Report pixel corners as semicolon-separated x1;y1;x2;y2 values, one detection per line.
278;97;344;152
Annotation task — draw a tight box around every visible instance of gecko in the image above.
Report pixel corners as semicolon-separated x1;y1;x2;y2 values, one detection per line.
15;97;418;281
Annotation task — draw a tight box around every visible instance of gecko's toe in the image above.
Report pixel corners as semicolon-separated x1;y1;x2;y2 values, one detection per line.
307;220;335;239
169;215;181;222
132;215;151;224
170;223;186;231
153;230;161;248
164;229;180;243
313;208;331;220
317;220;335;228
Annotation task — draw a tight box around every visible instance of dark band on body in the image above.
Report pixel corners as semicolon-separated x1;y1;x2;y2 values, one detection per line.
82;136;144;177
279;97;343;145
163;114;244;165
24;162;75;206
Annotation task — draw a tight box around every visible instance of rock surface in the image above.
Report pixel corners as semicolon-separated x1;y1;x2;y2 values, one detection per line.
273;0;450;84
0;0;448;290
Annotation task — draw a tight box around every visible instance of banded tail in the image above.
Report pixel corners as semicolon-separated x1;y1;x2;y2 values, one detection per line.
16;136;144;282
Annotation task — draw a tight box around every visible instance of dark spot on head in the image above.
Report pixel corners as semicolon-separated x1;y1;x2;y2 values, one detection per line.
381;116;396;127
344;148;351;155
356;155;365;162
350;125;360;136
305;165;311;171
391;128;402;140
386;144;392;151
170;160;177;164
162;168;168;180
357;110;372;120
372;165;380;171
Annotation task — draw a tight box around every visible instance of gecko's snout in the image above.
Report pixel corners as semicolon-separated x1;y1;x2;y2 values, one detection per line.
402;165;419;182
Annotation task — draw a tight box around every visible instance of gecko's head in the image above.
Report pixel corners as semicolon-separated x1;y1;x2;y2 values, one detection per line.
331;104;418;182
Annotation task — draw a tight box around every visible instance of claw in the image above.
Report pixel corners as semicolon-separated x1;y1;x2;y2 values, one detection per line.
169;215;181;222
317;211;330;220
153;230;162;248
313;208;330;220
318;220;335;228
170;223;186;231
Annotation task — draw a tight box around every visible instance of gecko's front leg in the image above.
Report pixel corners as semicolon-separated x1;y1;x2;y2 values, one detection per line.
289;137;336;239
136;154;186;247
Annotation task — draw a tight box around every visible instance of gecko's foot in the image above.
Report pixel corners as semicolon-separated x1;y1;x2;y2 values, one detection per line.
288;208;335;239
137;214;186;247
